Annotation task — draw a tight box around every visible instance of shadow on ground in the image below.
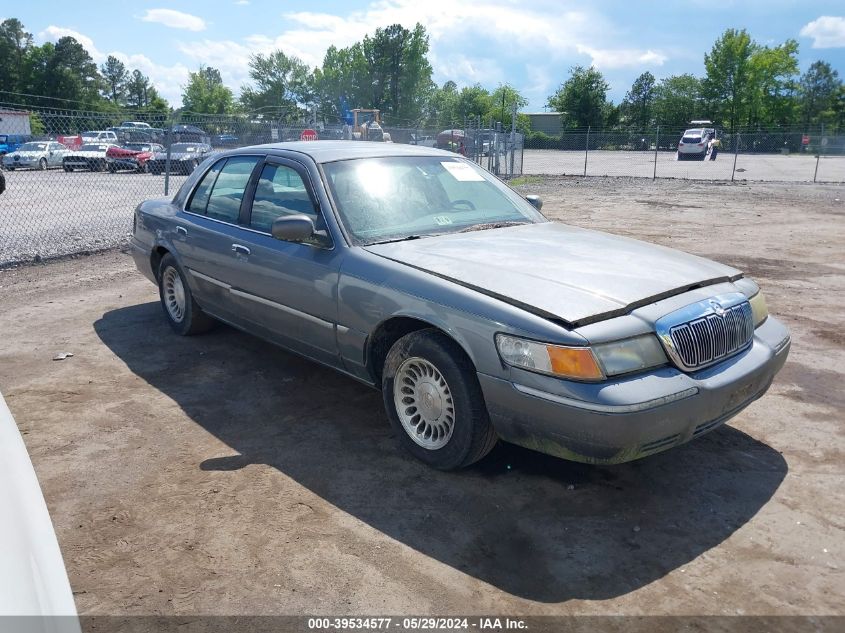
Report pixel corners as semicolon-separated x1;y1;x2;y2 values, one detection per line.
95;302;787;603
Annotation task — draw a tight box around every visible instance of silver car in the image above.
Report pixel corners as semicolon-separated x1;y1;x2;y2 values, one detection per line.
2;141;68;170
130;142;790;470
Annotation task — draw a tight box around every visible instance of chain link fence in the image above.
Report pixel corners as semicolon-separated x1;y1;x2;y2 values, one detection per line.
522;125;845;183
0;106;525;266
1;102;842;267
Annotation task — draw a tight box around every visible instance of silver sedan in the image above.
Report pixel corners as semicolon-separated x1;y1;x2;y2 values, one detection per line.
130;142;790;470
2;141;68;170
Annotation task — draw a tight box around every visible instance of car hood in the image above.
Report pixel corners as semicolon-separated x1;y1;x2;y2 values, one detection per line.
364;222;742;327
7;152;44;159
66;151;105;158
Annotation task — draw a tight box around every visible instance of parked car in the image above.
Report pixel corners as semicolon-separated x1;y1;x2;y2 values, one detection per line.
62;143;116;172
2;141;68;170
147;143;215;175
106;143;165;173
409;133;436;147
213;133;239;147
165;124;209;145
120;121;152;129
0;392;80;625
0;133;33;159
130;142;790;470
80;130;119;145
677;128;717;160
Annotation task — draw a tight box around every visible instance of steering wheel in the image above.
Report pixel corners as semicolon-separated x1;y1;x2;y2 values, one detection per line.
450;199;476;211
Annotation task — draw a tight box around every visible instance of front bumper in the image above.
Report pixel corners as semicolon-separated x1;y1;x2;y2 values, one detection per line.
478;316;791;464
3;158;38;168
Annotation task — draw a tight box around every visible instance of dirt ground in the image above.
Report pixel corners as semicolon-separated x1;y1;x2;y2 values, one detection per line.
0;176;842;618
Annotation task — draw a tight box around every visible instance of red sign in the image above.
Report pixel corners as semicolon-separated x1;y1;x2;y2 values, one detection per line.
300;129;318;141
802;135;810;145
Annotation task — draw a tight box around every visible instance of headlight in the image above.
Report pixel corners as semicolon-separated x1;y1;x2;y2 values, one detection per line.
749;291;768;327
495;334;604;381
592;335;668;376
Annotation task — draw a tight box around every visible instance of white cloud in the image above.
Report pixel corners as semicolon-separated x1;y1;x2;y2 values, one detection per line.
140;8;206;32
38;26;189;104
38;26;104;62
800;16;845;49
235;0;250;4
576;45;668;70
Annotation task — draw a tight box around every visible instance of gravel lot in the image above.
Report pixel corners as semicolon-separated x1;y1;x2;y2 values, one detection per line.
522;149;845;182
0;177;842;620
0;169;185;265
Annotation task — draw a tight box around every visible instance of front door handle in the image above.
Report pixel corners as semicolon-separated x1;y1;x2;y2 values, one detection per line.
231;244;251;256
176;226;188;236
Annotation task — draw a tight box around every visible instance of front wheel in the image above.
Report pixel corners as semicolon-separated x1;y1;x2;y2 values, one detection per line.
38;158;47;171
382;329;497;470
157;254;215;335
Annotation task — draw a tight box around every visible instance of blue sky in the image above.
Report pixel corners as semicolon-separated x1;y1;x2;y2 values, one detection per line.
8;0;845;111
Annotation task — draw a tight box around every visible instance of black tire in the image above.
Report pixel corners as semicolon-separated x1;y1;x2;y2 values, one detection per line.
63;165;73;172
382;329;497;470
157;254;215;336
38;158;47;171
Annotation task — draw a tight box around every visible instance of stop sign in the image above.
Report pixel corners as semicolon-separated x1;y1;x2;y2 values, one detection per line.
300;129;318;141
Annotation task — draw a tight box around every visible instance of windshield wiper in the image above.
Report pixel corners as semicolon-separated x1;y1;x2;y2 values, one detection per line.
458;221;529;233
368;234;426;245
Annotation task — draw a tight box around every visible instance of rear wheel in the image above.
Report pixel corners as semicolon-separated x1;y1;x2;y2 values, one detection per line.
382;329;497;470
157;254;215;336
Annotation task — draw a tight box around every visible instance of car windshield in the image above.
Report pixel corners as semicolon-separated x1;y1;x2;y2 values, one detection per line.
323;156;546;245
171;144;198;152
0;135;6;143
19;142;47;151
126;144;151;151
80;144;107;151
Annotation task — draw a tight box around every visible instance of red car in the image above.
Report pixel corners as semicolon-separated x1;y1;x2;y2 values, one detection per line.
106;143;164;173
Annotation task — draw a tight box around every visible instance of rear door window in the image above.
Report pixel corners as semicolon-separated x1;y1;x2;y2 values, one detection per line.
205;156;260;223
186;160;225;215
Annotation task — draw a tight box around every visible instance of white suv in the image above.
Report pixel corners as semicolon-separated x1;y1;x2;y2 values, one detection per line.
677;128;717;161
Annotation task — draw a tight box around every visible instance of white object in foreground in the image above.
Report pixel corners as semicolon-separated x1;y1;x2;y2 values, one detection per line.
0;391;80;629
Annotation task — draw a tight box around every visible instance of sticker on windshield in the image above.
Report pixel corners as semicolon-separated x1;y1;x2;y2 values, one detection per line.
433;216;453;225
441;161;484;181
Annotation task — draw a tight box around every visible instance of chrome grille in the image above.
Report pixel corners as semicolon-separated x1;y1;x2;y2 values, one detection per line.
668;302;754;370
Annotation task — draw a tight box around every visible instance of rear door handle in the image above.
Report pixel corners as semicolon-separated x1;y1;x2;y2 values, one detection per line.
176;226;188;236
231;244;251;256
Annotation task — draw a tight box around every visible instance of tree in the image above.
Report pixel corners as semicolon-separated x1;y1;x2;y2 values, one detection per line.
100;55;129;103
315;23;433;125
702;29;755;131
652;74;703;130
620;72;655;129
547;66;609;129
0;18;33;95
747;40;799;127
359;23;433;124
240;50;312;119
182;66;235;114
799;61;841;128
27;36;102;109
425;80;459;126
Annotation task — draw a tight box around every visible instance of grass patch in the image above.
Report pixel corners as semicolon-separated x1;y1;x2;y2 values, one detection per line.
508;175;543;186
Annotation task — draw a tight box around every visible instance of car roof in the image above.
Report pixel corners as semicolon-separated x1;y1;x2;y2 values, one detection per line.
239;140;456;164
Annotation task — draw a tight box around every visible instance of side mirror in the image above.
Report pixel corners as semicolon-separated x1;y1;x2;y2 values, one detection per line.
271;214;315;242
526;194;543;211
